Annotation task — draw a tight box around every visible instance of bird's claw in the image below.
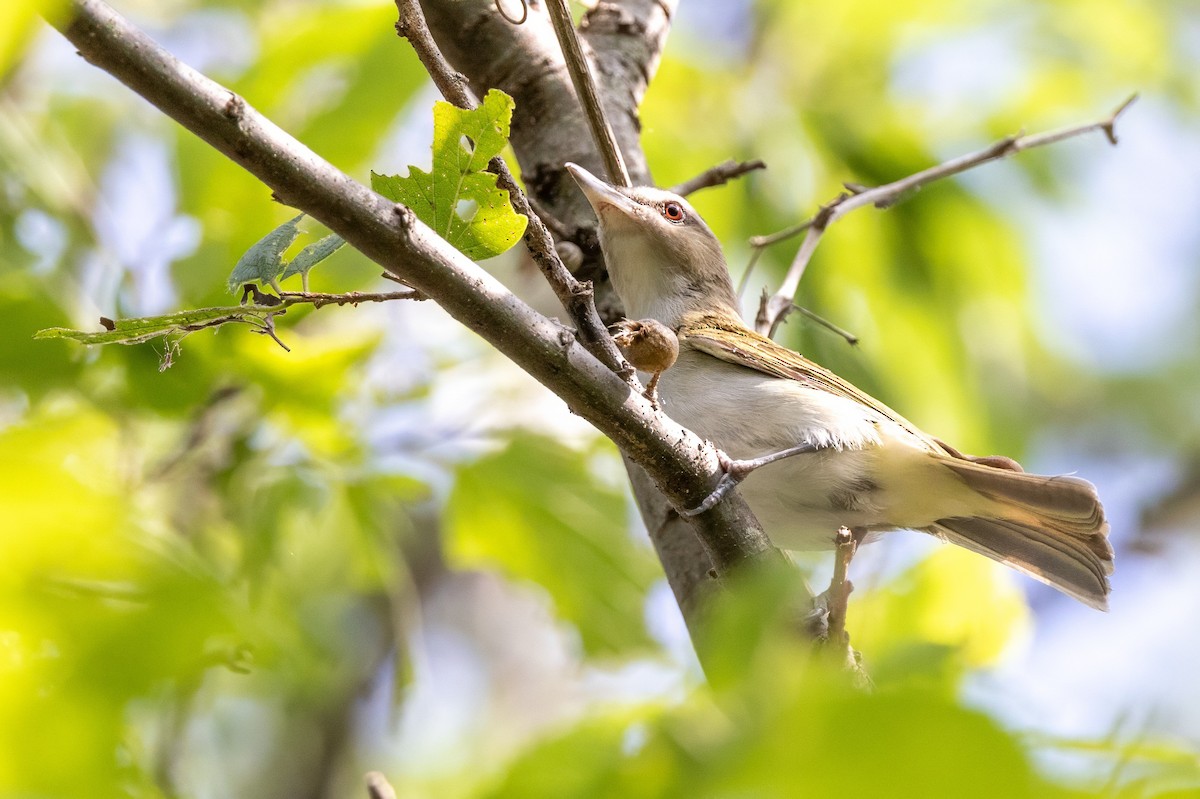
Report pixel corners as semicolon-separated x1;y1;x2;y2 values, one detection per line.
680;451;755;517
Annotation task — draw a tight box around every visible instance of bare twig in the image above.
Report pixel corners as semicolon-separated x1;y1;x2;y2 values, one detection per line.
365;771;397;799
493;0;527;26
792;304;859;346
825;527;857;649
543;0;631;187
395;0;633;381
670;158;766;197
252;315;291;352
278;289;423;308
754;94;1139;336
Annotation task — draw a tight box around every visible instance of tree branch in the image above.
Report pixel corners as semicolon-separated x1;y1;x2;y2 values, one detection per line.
543;0;630;187
671;158;766;197
277;289;423;308
825;527;856;650
54;0;780;619
754;94;1139;336
365;771;397;799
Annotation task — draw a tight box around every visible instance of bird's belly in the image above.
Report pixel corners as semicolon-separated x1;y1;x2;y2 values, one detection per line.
739;449;889;550
656;353;909;550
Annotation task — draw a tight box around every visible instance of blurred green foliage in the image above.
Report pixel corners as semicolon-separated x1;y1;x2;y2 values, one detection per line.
2;0;1199;797
446;434;659;656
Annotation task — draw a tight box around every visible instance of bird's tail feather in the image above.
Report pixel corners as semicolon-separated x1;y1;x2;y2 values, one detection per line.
931;459;1113;609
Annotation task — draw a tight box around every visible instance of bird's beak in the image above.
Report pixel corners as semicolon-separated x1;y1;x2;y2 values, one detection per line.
565;162;640;220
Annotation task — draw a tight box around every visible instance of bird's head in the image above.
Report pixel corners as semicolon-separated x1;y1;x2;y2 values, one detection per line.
566;163;739;327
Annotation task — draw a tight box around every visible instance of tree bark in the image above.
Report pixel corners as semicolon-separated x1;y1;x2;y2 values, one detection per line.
55;0;781;645
416;0;753;633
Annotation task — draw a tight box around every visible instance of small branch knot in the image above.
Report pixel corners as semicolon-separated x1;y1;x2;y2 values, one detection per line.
569;278;595;301
811;197;843;230
392;203;415;233
222;92;245;122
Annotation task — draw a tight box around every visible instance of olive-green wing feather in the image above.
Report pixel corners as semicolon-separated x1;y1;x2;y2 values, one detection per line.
676;312;949;454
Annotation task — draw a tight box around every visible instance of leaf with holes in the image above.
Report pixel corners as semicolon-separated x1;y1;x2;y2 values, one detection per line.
371;89;527;260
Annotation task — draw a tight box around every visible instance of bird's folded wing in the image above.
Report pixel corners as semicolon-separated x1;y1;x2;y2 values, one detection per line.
676;312;948;454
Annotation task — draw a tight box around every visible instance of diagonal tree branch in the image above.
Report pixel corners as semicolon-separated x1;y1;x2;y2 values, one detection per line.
54;0;782;640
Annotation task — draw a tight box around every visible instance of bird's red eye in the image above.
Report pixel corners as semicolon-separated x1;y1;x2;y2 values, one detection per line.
662;201;685;223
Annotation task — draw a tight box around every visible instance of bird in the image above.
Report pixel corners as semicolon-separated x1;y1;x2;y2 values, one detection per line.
565;162;1114;610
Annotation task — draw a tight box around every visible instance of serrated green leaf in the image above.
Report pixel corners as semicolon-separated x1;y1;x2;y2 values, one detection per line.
445;435;656;656
226;214;305;292
280;233;345;283
34;306;274;346
371;89;527;260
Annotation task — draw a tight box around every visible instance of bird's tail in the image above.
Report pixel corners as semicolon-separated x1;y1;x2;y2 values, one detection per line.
930;458;1114;609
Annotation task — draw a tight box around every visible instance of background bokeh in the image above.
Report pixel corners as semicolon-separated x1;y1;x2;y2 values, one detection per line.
2;0;1199;796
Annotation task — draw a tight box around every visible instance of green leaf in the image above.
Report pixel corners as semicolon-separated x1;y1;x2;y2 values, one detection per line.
280;233;346;283
371;88;527;260
226;214;305;292
34;306;275;346
445;435;656;656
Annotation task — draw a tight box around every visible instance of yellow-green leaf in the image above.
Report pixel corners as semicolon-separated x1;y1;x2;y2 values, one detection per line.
372;89;527;260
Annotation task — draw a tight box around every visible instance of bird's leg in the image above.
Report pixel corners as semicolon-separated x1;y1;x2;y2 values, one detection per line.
817;527;872;686
825;527;859;646
681;441;820;517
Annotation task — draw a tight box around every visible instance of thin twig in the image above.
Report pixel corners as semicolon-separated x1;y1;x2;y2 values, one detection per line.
278;289;423;308
792;304;859;346
379;271;414;286
736;221;815;300
734;247;763;302
542;0;631;187
826;527;857;649
365;771;397;799
252;315;291;352
754;94;1139;336
394;0;633;380
493;0;527;26
670;158;766;197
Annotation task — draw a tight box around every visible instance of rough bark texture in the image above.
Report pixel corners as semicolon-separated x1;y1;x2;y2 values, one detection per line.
417;0;731;631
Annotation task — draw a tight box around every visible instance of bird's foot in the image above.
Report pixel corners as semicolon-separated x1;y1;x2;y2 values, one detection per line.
680;442;821;517
680;450;748;517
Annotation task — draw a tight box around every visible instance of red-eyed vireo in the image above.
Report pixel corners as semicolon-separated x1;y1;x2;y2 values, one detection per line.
566;163;1113;609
